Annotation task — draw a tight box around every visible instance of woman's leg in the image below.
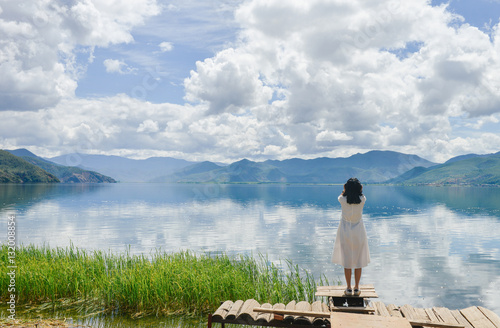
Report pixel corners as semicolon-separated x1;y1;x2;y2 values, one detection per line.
354;268;362;289
344;268;352;288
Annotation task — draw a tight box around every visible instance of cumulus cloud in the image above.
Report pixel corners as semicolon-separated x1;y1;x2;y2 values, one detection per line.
181;0;500;160
103;59;137;74
0;0;160;111
159;41;173;52
2;0;500;162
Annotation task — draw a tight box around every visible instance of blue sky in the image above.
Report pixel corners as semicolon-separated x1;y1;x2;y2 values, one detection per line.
1;0;500;163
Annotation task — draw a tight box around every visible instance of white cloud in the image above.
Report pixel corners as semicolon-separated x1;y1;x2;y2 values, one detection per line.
159;41;173;52
0;0;160;111
103;58;137;74
2;0;500;162
137;119;160;133
180;0;500;161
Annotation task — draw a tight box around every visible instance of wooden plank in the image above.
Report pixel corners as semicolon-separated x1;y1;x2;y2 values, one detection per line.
461;306;497;328
322;302;330;313
331;306;375;313
400;304;421;321
237;299;261;322
253;307;330;318
478;307;500;328
330;311;413;328
451;310;474;328
372;301;391;317
295;301;313;325
316;290;379;298
213;300;233;321
434;307;461;325
256;303;273;324
317;284;375;290
284;300;296;323
426;308;441;323
408;320;465;328
387;304;404;317
269;303;286;325
226;299;244;320
312;300;328;325
415;307;431;322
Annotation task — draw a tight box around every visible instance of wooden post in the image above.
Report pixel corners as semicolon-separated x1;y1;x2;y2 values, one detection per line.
207;313;212;328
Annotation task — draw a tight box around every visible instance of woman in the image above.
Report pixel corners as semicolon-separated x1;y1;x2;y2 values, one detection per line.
331;178;370;296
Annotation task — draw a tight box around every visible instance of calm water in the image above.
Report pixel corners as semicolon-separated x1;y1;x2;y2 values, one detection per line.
1;183;500;324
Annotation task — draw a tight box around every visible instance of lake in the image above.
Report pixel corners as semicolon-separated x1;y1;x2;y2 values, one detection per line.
1;183;500;324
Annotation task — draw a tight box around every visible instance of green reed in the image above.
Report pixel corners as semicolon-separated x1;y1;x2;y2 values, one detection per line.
0;244;331;316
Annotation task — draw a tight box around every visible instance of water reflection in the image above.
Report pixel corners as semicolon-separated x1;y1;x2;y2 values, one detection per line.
0;307;207;328
1;184;499;317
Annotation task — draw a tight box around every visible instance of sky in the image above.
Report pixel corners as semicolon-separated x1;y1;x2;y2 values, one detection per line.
1;0;500;164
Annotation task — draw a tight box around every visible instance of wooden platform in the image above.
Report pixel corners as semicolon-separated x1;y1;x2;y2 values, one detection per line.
209;299;500;328
208;285;500;327
316;284;379;298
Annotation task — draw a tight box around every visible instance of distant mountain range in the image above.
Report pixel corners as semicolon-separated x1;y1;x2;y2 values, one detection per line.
48;154;193;182
389;151;500;185
154;151;436;184
3;149;116;183
3;148;500;185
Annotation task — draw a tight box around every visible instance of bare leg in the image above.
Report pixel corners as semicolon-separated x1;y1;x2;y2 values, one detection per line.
344;268;352;289
354;268;362;289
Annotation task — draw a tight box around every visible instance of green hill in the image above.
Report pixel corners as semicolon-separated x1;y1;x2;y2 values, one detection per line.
163;151;436;184
7;149;116;183
389;153;500;185
0;150;59;183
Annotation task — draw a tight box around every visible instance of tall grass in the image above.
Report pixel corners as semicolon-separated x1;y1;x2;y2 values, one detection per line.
0;245;330;316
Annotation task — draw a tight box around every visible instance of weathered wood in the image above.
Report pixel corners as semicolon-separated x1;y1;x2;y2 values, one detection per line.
237;299;261;322
253;307;330;318
284;300;296;323
387;304;404;317
331;311;413;328
400;304;423;321
331;306;375;313
372;301;391;317
426;308;441;323
311;300;327;325
450;310;474;328
316;290;379;298
256;303;273;324
213;300;233;321
478;306;500;328
415;307;431;322
317;284;375;290
433;307;461;325
226;299;244;320
269;303;286;325
295;301;313;325
461;306;497;328
408;320;465;328
322;302;329;313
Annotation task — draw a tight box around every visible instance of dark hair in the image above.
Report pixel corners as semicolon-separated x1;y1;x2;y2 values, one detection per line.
342;178;363;204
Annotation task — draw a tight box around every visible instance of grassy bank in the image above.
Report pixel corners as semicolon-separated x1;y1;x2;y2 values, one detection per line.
0;245;328;317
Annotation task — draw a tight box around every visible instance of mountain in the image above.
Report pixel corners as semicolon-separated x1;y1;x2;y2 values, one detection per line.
162;150;436;184
444;152;500;164
48;154;195;182
388;152;500;185
265;151;436;183
152;161;222;182
0;150;59;183
7;149;116;183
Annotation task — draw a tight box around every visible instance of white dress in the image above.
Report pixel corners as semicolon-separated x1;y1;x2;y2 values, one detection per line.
331;195;370;269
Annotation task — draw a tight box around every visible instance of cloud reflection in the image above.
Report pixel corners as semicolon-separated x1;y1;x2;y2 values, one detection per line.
2;184;499;314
